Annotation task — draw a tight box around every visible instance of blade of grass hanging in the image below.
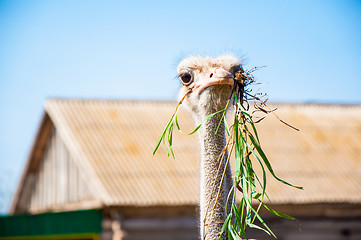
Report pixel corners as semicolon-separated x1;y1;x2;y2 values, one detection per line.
153;89;191;157
167;121;175;158
225;185;235;214
245;156;256;197
248;223;271;236
216;99;230;134
168;147;175;158
153;117;174;156
253;193;261;200
254;165;269;201
244;112;261;144
250;207;276;238
228;223;243;240
175;113;182;132
153;135;164;157
224;117;231;136
218;213;232;240
167;120;173;146
239;197;245;226
241;164;252;226
233;91;240;105
215;109;227;134
189;109;225;135
232;202;246;239
232;203;241;229
251;200;263;224
234;119;242;179
239;134;267;199
262;202;295;220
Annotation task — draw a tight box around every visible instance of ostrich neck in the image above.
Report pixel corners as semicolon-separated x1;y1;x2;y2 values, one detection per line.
197;110;232;240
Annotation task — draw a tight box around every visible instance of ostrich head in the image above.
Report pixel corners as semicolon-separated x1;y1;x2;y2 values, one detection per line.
177;55;242;119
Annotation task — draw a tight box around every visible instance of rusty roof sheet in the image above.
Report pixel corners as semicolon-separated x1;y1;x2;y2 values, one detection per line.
45;99;361;206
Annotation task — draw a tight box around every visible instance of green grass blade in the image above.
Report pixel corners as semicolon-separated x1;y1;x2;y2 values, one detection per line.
224;118;231;136
153;136;163;157
250;207;276;238
167;122;176;158
153;117;173;156
228;224;243;240
239;198;245;226
175;113;182;132
239;134;267;199
248;223;271;236
251;200;263;224
232;203;241;229
216;99;230;134
253;193;261;200
249;118;260;144
189;109;225;135
262;202;295;220
218;213;232;240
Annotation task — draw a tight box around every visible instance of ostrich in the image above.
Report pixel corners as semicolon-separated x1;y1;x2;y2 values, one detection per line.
177;55;242;240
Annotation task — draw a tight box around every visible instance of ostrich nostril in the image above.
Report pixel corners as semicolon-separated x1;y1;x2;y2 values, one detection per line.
209;73;213;78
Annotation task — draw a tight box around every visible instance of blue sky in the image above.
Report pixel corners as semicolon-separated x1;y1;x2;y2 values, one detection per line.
0;0;360;214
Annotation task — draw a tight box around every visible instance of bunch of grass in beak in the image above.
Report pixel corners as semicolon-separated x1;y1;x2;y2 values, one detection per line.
153;67;303;240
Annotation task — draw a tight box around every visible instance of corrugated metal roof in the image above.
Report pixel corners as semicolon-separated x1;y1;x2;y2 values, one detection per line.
45;99;200;207
45;99;361;206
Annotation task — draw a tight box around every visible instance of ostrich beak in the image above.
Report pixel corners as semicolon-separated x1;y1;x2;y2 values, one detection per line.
190;67;234;94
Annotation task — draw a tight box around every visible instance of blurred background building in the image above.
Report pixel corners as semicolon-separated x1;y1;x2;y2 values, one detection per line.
1;99;360;240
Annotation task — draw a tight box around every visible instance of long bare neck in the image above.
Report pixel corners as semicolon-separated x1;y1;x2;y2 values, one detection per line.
197;111;233;240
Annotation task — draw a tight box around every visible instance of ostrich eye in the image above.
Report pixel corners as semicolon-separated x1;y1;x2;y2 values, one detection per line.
179;73;193;86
